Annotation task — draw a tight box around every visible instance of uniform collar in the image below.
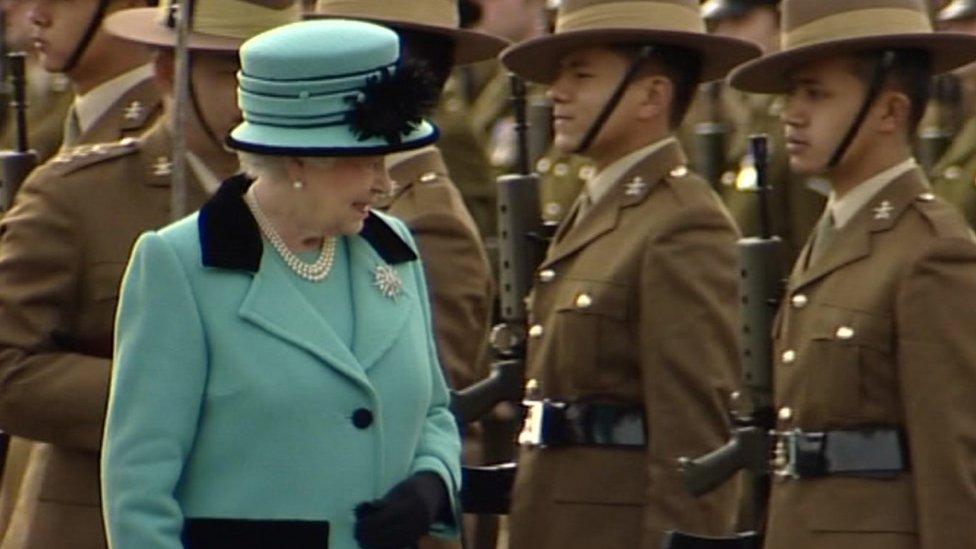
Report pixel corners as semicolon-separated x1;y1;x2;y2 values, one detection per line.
73;64;154;133
585;136;677;207
198;175;417;272
827;157;916;228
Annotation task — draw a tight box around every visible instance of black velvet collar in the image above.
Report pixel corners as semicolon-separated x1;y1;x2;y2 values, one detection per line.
198;174;417;272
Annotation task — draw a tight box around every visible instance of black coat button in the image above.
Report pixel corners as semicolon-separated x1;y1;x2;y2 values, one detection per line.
352;408;373;429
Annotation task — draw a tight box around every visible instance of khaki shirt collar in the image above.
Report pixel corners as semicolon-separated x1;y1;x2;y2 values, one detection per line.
828;157;917;229
585;136;677;207
73;64;154;134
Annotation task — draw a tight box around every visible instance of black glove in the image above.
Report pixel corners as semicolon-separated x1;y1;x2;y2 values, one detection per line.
353;472;449;549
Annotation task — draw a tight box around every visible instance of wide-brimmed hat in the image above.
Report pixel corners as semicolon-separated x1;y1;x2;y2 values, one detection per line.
306;0;509;65
938;0;976;23
731;0;976;93
500;0;760;84
701;0;780;22
104;0;301;52
226;19;439;157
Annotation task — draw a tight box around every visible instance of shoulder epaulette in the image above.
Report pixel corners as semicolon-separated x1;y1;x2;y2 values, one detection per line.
911;191;974;240
46;137;140;176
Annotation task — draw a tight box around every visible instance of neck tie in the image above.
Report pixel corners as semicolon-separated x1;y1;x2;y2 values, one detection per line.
60;106;80;150
807;211;837;268
572;187;594;229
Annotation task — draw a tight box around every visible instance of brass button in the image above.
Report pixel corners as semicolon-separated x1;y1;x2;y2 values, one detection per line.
528;324;544;338
538;269;555;283
536;158;552;173
574;293;593;308
777;407;793;421
790;294;808;308
781;350;796;364
946;166;963;180
554;163;569;177
419;172;438;183
918;192;936;202
670;165;689;178
835;326;855;340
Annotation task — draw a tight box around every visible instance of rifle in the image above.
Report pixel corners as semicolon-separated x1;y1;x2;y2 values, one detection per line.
692;80;729;190
664;135;784;549
0;52;38;211
451;74;549;515
917;73;960;174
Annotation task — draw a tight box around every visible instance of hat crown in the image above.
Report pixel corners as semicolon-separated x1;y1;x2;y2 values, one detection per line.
553;0;705;34
313;0;460;29
155;0;300;40
781;0;932;50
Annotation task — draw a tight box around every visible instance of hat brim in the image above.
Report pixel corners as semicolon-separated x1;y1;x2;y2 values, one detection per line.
500;29;761;83
303;13;509;65
226;120;440;157
730;32;976;93
104;8;246;51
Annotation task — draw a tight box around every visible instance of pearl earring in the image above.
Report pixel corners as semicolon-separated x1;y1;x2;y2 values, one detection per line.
293;180;304;190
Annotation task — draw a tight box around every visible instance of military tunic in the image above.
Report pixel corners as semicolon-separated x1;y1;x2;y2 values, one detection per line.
0;121;208;549
767;166;976;549
928;115;976;228
508;140;741;549
382;147;493;390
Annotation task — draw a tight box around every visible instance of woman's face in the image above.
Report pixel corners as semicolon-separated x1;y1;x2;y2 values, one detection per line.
297;155;390;237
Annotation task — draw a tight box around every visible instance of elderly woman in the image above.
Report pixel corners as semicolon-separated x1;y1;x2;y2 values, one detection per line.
100;19;460;549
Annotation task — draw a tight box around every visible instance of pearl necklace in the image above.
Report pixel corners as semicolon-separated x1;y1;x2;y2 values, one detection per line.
244;188;337;282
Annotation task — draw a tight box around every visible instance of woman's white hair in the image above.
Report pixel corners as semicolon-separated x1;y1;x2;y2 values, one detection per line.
236;151;335;183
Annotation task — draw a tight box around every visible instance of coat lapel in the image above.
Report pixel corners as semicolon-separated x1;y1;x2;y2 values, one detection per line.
789;168;929;293
347;235;415;370
238;249;371;389
540;141;686;269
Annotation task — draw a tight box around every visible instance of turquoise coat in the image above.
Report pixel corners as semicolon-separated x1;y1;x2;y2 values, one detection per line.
101;177;461;549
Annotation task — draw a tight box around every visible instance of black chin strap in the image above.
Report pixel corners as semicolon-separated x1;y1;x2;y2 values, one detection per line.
574;45;655;155
186;54;226;150
62;0;111;74
826;50;896;169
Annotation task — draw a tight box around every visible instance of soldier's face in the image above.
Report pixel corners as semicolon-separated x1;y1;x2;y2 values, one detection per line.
547;47;661;166
782;57;874;176
28;0;131;75
190;52;242;144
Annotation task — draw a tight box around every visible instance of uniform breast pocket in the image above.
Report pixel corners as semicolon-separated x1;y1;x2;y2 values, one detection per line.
552;280;634;391
804;305;894;423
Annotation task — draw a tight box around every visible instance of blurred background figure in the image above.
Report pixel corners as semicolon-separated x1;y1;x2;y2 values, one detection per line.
921;0;976;227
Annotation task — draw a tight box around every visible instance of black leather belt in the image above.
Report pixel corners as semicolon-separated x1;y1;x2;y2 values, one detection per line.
772;428;908;480
518;400;646;448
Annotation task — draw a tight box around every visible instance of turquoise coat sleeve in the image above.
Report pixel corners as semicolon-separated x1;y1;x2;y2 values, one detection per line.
101;231;208;549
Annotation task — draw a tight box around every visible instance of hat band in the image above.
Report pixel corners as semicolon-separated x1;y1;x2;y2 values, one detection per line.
315;0;458;28
556;1;704;34
785;8;932;50
156;0;301;40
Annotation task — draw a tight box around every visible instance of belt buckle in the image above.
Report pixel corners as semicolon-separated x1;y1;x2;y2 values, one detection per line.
518;400;566;448
772;429;800;480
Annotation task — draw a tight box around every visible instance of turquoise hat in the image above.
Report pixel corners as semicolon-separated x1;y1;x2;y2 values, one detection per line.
227;19;440;156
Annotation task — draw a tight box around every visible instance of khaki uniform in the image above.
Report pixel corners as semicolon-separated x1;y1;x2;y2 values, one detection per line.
0;121;208;549
433;72;498;241
767;168;976;549
508;141;741;549
681;85;824;263
382;148;493;390
929;116;976;228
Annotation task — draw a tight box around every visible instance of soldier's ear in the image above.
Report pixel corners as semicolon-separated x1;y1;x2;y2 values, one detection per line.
633;75;672;123
876;90;910;135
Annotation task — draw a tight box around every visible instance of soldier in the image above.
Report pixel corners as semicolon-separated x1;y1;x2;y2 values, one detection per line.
0;1;300;547
728;0;976;547
923;0;976;226
498;1;760;547
309;0;506;396
25;0;161;151
687;0;824;263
